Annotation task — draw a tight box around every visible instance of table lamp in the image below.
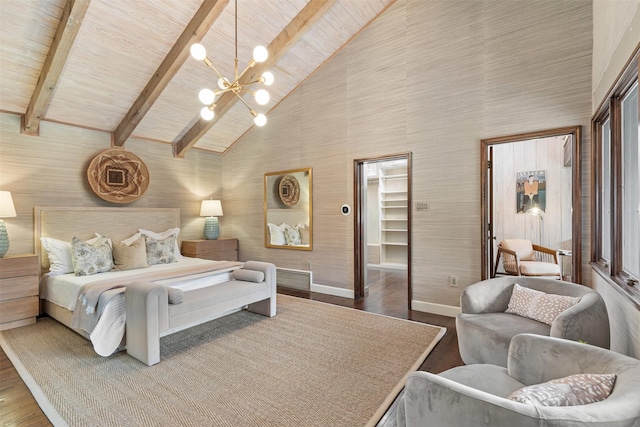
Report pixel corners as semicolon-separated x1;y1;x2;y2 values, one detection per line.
200;200;223;240
0;191;17;257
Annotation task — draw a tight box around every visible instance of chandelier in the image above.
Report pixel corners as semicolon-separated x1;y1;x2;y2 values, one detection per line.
190;0;274;126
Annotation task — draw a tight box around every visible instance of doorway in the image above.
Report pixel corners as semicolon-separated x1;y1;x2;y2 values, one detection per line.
481;127;581;283
354;153;412;310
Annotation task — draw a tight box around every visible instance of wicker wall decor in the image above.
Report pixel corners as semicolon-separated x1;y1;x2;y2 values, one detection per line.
87;149;149;203
278;175;300;207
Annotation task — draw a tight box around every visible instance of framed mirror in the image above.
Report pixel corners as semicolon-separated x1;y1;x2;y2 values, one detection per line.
264;168;312;250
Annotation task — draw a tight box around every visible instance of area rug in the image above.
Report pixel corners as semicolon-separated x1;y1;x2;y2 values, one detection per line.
0;294;445;427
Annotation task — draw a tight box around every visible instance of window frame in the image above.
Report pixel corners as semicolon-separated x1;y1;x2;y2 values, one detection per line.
591;48;640;305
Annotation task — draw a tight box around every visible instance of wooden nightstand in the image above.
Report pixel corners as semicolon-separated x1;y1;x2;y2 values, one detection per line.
0;254;39;330
181;238;238;261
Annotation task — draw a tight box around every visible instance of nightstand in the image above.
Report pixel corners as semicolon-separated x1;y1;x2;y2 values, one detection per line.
0;254;39;330
181;238;238;261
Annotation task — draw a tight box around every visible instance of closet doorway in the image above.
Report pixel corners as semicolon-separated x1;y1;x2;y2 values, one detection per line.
354;153;412;310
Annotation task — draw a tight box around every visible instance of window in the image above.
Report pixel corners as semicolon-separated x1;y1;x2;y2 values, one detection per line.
592;51;639;297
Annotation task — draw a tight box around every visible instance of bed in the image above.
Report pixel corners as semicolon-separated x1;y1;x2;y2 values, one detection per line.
35;206;244;358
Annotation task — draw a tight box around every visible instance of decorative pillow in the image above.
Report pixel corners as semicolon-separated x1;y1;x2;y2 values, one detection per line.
509;373;617;406
506;283;581;325
70;236;114;276
112;237;149;271
298;225;310;245
41;237;74;275
143;234;176;265
167;287;184;304
268;223;286;245
284;224;302;246
41;236;106;275
139;228;182;260
233;269;265;283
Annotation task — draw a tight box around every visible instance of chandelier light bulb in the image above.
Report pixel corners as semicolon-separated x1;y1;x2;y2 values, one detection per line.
254;113;267;127
254;89;270;105
200;107;214;121
190;43;207;61
253;45;268;63
218;77;229;90
261;71;274;86
198;88;216;105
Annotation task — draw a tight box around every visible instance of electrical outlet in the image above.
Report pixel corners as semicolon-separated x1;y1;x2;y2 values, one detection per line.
449;276;458;287
307;261;312;270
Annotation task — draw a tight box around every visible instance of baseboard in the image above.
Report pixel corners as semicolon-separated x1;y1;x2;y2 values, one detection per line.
411;300;460;318
310;283;355;299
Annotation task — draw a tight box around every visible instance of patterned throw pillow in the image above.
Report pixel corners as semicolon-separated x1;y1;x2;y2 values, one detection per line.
505;283;581;325
284;224;302;246
143;234;176;265
509;373;617;406
70;236;113;276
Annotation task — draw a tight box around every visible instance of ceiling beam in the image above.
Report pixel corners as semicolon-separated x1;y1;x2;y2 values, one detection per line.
174;0;337;158
112;0;229;147
21;0;90;136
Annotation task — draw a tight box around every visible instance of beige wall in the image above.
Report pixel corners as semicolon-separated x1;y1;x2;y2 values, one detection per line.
223;0;593;308
0;113;224;254
590;0;640;357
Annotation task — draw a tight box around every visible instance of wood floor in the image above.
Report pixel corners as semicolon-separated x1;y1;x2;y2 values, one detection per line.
0;270;463;426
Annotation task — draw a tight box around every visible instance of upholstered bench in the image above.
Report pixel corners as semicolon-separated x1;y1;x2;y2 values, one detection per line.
125;260;276;366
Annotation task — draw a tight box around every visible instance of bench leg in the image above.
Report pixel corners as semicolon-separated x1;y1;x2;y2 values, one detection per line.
248;297;276;317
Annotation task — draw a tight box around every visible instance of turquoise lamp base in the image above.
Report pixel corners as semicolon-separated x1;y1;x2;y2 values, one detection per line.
0;219;9;258
204;217;220;240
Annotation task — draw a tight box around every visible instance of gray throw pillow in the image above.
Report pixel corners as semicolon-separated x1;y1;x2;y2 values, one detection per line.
70;236;113;276
143;234;176;265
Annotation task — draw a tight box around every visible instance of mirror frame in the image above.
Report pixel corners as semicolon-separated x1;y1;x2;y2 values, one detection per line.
264;167;313;250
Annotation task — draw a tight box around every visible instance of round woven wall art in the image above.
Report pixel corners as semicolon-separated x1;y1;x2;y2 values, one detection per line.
87;148;149;204
278;175;300;207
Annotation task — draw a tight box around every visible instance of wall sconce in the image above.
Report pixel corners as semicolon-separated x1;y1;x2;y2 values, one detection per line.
0;191;17;257
200;200;223;240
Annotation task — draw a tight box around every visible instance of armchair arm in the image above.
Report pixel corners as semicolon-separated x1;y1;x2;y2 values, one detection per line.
550;292;610;349
460;278;514;313
532;244;558;264
496;247;522;276
401;371;539;427
507;334;612;386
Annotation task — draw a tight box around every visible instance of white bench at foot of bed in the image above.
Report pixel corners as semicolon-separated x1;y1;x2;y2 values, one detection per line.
125;260;276;366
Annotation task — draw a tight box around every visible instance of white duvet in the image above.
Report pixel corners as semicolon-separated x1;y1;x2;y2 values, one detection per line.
41;258;238;356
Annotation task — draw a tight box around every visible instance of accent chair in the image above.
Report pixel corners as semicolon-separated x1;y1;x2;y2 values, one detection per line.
456;276;610;367
494;239;561;279
397;334;640;427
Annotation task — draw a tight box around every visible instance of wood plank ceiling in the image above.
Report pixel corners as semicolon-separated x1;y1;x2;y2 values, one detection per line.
0;0;395;155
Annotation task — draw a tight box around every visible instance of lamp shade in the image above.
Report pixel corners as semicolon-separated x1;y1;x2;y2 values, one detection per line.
200;200;223;217
0;191;16;218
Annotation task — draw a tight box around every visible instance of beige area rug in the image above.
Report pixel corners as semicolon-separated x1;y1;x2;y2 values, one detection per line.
0;294;445;427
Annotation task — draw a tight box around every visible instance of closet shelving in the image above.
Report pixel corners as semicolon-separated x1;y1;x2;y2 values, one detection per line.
379;168;408;268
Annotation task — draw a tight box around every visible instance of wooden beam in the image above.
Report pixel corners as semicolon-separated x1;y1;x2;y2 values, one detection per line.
174;0;337;158
22;0;90;136
112;0;229;147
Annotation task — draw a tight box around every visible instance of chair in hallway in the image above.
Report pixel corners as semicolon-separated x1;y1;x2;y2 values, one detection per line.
493;239;561;279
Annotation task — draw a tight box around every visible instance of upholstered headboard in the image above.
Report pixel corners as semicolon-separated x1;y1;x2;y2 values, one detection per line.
34;206;180;273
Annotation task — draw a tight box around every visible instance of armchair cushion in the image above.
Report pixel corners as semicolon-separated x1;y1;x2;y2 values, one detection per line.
518;261;561;276
506;283;581;325
508;373;616;407
501;239;536;261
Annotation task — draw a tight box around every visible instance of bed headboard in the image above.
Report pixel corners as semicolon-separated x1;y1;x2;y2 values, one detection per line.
34;207;180;273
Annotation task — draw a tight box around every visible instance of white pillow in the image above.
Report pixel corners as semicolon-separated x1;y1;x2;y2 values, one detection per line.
40;237;74;275
41;236;105;275
268;223;286;245
121;232;142;246
138;228;182;260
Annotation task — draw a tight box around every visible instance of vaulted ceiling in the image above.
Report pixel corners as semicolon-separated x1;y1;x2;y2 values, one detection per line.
0;0;395;155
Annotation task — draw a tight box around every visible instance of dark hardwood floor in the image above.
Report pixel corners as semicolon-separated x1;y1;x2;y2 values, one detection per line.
0;270;463;426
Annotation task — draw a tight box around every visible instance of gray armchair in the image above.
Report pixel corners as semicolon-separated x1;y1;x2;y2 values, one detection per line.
456;276;610;367
397;334;640;427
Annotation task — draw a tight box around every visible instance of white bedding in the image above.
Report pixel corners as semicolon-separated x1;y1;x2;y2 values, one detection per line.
41;257;240;357
41;257;236;310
